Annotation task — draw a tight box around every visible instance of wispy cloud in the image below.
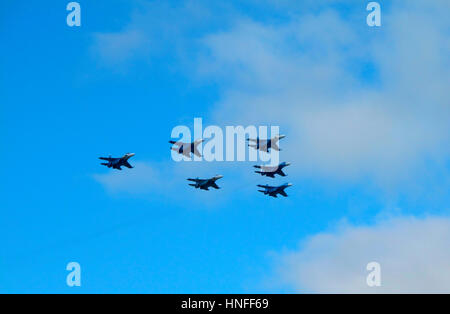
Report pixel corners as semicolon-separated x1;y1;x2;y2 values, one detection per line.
198;1;450;187
92;160;256;207
93;161;162;194
92;29;151;66
89;0;233;68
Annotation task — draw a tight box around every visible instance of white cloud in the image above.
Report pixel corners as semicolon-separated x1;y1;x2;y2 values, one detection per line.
197;0;450;186
274;216;450;293
89;0;232;67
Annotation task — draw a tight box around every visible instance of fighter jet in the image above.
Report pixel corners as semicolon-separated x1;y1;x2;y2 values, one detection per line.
99;153;135;170
254;162;290;178
257;183;292;198
187;175;223;190
169;139;204;158
247;135;285;152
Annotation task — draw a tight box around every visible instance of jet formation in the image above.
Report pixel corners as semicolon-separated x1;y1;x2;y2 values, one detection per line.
100;135;292;198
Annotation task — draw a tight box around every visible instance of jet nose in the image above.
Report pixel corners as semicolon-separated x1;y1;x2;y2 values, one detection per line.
287;183;293;187
215;175;224;179
127;153;135;157
278;134;286;139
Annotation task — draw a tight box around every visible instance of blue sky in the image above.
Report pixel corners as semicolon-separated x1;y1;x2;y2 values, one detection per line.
1;0;450;293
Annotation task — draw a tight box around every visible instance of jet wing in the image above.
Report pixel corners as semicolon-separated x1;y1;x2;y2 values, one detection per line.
279;190;288;197
171;146;192;157
271;142;280;151
258;143;269;152
193;148;202;158
209;182;220;189
123;161;133;169
277;170;287;176
169;141;186;146
187;178;200;183
99;157;111;161
181;149;192;158
261;166;277;172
